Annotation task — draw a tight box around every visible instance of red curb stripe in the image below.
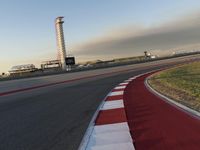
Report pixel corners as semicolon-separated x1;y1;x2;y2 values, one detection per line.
106;95;123;101
112;89;125;92
95;108;127;125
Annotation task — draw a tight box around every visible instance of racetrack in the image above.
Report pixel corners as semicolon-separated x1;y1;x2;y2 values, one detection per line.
0;55;199;150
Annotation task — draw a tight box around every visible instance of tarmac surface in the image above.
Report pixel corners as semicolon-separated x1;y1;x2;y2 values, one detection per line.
0;70;148;150
0;55;199;150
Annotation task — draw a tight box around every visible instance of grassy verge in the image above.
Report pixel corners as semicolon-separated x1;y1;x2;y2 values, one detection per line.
148;62;200;111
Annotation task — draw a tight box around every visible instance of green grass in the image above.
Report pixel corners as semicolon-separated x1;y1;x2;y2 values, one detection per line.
149;62;200;111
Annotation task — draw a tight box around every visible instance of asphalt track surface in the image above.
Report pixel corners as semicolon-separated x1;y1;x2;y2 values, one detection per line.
0;55;199;150
124;73;200;150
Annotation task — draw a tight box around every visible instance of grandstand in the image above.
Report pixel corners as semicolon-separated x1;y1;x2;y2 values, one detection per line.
9;64;37;75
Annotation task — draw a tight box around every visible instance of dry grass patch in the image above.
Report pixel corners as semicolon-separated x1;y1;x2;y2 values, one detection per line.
149;62;200;111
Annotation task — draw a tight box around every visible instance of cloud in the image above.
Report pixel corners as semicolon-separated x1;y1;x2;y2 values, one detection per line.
72;12;200;61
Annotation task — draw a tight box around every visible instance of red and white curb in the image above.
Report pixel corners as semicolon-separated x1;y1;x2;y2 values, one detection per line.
79;76;139;150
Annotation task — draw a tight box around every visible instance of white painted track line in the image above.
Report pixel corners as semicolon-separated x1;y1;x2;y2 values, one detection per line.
109;91;124;96
101;100;124;110
86;121;133;149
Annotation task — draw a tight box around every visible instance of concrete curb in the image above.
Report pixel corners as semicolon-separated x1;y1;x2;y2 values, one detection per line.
78;69;163;150
78;94;107;150
78;80;135;150
145;75;200;120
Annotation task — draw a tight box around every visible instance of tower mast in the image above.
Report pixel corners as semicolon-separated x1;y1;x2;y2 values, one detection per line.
55;16;67;70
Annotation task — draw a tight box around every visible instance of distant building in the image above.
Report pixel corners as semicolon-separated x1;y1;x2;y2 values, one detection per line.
144;51;151;57
9;64;37;75
41;60;61;70
144;51;157;59
150;55;157;59
172;50;200;56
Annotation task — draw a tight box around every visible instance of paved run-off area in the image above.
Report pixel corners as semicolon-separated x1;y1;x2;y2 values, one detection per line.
124;73;200;150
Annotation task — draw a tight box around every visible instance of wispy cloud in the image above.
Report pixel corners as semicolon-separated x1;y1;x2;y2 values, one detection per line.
72;12;200;61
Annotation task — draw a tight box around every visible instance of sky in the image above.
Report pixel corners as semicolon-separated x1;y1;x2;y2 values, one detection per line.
1;0;200;73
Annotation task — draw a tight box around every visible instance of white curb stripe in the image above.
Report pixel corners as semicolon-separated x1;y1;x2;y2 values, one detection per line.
124;79;132;82
92;131;132;145
91;142;135;150
119;82;129;85
94;122;129;134
109;91;124;96
114;86;126;90
101;100;124;110
129;77;136;80
86;130;133;150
